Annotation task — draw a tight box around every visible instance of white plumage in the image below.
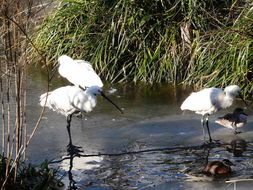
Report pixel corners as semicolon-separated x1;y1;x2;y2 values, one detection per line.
40;84;122;154
58;55;103;88
181;85;242;115
40;85;99;117
180;85;246;142
40;55;123;154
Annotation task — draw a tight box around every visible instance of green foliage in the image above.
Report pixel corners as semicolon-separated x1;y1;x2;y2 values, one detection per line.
32;0;253;97
0;155;63;189
183;4;253;97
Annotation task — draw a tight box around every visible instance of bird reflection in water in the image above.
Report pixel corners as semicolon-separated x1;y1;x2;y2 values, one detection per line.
201;144;234;176
226;138;247;157
66;145;83;190
57;144;103;190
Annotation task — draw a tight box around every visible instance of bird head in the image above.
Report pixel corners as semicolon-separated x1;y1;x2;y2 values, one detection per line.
87;86;123;114
224;85;241;96
224;85;247;106
222;159;234;166
58;55;73;65
87;85;102;95
50;55;74;81
233;107;248;116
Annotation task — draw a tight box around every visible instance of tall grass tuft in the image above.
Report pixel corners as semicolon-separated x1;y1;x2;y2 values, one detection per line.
0;0;53;188
183;2;253;97
32;0;253;97
0;0;31;184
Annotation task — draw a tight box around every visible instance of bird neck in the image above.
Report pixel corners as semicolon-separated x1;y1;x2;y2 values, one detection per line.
78;85;88;91
222;92;234;108
85;89;98;99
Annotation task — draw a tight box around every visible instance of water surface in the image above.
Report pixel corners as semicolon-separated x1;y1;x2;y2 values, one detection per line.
25;70;253;190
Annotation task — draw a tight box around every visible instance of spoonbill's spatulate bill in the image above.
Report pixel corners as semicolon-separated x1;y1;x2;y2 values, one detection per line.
215;108;247;134
40;85;123;153
57;55;103;89
180;85;247;142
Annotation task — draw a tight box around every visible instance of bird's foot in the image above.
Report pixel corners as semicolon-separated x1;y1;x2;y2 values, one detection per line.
234;131;242;135
201;139;221;147
210;139;221;145
75;112;83;118
67;143;83;156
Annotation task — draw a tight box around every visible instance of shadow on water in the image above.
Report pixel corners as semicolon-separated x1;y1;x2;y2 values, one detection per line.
23;71;253;190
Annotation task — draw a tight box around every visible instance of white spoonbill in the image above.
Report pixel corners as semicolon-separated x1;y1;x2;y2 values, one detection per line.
57;55;103;89
180;85;247;142
215;108;247;134
40;85;123;153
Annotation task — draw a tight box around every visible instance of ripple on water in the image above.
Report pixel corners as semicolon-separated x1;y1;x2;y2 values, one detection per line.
51;139;253;189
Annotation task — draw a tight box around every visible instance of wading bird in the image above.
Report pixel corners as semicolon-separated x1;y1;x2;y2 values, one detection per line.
42;55;122;154
40;85;123;154
215;108;247;134
57;55;103;89
202;159;234;175
180;85;247;143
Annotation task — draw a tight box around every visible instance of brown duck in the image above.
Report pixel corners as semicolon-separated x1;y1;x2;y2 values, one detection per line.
215;108;247;134
202;159;234;175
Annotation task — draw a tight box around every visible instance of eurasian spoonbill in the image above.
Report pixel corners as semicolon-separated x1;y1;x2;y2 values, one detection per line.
180;85;247;142
40;85;123;153
57;55;103;89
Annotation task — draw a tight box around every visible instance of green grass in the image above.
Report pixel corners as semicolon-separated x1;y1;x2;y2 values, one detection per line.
31;0;253;98
0;155;63;189
183;6;253;97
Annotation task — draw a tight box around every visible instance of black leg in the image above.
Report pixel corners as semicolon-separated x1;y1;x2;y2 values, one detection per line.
234;130;242;135
232;122;240;135
205;116;212;142
68;153;78;190
201;115;206;141
203;146;211;165
67;114;73;146
66;113;83;156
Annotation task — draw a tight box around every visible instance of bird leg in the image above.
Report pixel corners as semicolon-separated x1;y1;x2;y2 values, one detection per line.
232;122;241;135
205;116;212;143
233;123;237;135
67;114;73;146
66;114;83;156
234;130;242;135
201;116;206;142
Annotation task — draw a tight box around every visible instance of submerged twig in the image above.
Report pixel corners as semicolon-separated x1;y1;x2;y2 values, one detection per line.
50;142;230;164
226;179;253;183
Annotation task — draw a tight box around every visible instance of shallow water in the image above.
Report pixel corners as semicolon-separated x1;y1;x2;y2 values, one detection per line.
22;70;253;190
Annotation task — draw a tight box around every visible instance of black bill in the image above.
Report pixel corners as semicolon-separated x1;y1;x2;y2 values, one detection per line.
100;91;123;114
239;93;247;106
